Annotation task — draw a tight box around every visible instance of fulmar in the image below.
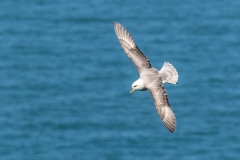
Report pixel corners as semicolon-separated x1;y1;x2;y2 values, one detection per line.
114;22;179;133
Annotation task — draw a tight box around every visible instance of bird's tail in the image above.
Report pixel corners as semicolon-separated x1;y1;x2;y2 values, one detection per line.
159;62;178;84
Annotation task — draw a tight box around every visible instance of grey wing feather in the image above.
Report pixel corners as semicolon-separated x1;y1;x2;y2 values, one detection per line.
148;85;176;133
114;22;152;73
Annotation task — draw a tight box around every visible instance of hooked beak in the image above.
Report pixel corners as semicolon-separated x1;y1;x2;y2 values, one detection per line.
130;88;134;94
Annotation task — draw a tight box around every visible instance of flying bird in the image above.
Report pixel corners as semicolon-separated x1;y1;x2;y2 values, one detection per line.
114;22;179;133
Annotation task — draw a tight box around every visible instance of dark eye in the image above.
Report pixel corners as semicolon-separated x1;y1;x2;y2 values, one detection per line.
134;85;137;87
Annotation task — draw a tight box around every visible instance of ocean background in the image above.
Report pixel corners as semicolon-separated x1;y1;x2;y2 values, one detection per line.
1;0;240;159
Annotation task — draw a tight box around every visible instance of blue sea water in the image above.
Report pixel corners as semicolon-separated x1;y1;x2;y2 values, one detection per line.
1;0;240;159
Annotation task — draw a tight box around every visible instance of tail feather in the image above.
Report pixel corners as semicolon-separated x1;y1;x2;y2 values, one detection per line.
159;62;178;84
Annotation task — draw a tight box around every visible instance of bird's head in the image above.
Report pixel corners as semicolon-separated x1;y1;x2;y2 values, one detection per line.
130;79;146;93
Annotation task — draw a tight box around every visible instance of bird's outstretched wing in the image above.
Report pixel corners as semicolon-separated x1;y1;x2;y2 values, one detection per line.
114;22;152;73
148;85;176;133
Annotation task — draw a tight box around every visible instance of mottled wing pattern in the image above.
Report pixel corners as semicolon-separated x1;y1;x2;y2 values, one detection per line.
114;22;152;73
148;85;176;133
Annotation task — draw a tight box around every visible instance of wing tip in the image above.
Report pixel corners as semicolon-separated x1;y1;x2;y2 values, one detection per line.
114;22;121;29
169;126;176;133
113;22;136;49
164;123;176;133
163;119;176;133
161;105;176;133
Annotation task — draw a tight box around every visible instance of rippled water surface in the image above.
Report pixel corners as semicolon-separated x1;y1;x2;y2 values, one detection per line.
1;1;240;159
